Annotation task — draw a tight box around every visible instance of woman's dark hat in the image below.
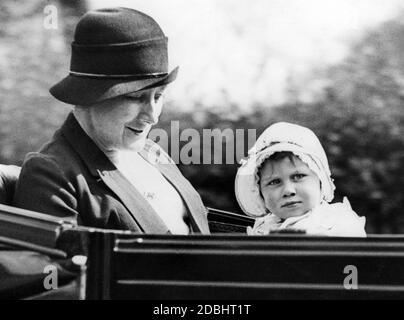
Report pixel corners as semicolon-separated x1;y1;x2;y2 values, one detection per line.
50;7;178;106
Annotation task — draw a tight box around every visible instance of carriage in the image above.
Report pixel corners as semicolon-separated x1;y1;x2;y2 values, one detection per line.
1;203;404;300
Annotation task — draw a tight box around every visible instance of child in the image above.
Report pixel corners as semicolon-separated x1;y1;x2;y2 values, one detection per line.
235;122;366;237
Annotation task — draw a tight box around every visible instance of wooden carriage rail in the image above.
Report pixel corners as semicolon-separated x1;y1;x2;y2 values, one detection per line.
0;235;67;259
0;204;253;251
85;231;404;300
0;204;253;260
0;203;76;249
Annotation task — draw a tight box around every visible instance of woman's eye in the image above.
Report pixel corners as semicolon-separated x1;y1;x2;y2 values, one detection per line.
126;95;141;101
155;93;164;101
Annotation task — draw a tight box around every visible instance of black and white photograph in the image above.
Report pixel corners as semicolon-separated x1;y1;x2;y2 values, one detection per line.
0;0;404;306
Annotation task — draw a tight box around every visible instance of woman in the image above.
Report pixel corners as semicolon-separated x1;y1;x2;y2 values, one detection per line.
13;7;210;235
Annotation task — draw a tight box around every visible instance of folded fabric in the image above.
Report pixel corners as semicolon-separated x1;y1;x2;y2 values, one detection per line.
247;197;366;237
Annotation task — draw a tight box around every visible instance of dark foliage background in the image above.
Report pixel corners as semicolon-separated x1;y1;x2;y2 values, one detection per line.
1;0;403;233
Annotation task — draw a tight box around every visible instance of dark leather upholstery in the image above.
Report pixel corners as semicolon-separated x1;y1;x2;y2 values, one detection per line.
0;165;21;205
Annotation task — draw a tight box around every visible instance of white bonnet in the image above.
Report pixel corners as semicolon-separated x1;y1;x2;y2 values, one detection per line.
235;122;336;217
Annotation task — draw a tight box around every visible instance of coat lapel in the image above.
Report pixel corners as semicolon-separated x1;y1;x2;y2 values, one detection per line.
140;143;210;235
97;169;170;234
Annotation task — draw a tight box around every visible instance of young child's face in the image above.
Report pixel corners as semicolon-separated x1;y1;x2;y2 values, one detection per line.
259;155;321;220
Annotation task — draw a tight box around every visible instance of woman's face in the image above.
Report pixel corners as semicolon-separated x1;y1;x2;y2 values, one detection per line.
259;155;321;220
85;86;165;152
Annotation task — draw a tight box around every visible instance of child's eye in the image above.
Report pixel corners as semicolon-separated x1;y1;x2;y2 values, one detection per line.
267;179;280;186
292;174;306;181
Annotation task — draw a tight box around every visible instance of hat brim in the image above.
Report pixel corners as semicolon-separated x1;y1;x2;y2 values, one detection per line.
49;66;179;106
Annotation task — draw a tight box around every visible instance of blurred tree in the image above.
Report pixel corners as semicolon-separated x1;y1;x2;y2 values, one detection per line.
57;0;88;41
0;0;87;164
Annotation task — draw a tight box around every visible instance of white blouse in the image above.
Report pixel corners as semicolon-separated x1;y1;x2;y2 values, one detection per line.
111;150;190;235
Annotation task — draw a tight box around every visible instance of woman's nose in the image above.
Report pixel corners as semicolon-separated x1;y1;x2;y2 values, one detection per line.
140;100;160;124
